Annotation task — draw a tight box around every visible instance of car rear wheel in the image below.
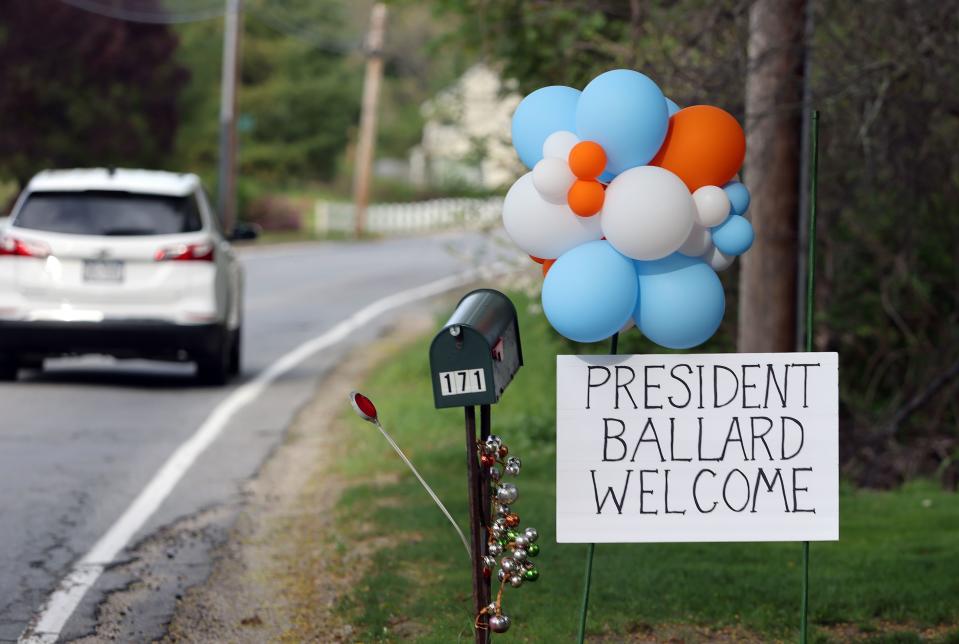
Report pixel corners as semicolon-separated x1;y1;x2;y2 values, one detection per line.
195;328;230;386
228;327;241;376
0;355;19;381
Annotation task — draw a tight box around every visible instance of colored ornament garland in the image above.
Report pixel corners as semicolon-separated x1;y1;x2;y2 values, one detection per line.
475;434;541;635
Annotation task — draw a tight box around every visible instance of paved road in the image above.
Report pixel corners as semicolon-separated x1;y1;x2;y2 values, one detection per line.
0;232;504;641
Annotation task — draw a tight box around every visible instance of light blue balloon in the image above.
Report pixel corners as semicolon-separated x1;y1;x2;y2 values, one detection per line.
711;214;754;256
542;240;638;343
576;69;669;175
634;254;725;350
723;181;750;216
511;85;580;170
665;97;681;116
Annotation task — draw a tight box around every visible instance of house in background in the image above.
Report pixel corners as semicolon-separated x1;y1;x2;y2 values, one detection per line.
408;64;524;191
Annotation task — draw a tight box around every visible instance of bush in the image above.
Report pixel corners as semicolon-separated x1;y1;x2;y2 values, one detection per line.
244;194;307;231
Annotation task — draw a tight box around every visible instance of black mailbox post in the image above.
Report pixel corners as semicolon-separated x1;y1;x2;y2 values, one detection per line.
429;289;523;643
430;289;523;409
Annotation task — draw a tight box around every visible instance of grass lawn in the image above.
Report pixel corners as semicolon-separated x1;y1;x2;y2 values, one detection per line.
331;291;959;643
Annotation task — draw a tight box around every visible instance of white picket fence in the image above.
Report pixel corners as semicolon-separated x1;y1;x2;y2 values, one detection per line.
313;197;504;235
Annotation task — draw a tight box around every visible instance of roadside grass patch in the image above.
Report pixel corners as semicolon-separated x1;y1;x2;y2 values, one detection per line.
332;291;959;642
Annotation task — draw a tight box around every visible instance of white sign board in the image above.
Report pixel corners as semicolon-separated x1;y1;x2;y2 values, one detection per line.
556;353;838;543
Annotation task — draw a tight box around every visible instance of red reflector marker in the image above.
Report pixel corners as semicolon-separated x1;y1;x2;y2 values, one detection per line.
349;391;378;423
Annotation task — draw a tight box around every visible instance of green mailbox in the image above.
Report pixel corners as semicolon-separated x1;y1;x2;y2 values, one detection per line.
429;289;523;409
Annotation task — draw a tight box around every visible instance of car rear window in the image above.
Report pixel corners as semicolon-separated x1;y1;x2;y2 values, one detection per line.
13;191;203;236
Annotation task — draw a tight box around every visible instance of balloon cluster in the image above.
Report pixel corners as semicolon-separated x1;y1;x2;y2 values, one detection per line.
505;69;754;349
476;434;540;635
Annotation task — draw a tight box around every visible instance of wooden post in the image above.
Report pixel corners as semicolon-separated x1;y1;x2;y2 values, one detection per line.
352;2;387;238
464;406;491;644
217;0;242;233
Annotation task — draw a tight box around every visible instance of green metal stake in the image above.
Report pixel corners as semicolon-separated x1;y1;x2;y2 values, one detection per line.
577;542;595;643
800;110;820;644
577;332;619;643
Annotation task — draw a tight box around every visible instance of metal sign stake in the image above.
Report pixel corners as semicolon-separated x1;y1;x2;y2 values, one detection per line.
577;331;618;643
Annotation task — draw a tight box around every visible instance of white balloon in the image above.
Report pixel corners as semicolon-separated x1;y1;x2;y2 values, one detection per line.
542;130;579;160
532;157;575;205
502;172;603;259
678;224;713;257
701;245;735;272
601;166;695;261
692;185;731;227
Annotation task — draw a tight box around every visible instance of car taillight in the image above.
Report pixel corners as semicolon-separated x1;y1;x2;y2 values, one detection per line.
154;241;215;262
0;235;51;258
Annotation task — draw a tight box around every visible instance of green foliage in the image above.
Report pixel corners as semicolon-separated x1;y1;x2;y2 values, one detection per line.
0;1;187;185
172;1;361;190
432;0;959;485
334;292;959;640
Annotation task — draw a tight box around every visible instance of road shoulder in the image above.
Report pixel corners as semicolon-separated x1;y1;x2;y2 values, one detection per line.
162;312;433;643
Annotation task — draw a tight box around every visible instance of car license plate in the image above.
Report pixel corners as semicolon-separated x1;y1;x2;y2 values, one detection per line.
83;259;125;283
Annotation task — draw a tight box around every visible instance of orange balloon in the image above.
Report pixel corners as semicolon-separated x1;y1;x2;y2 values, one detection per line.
568;141;607;179
567;179;604;216
542;258;556;277
650;105;745;192
529;255;545;264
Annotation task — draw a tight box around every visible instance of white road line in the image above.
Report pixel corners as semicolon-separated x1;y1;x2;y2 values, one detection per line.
19;265;507;643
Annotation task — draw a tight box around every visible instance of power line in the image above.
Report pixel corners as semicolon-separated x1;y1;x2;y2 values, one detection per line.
60;0;226;24
250;3;356;53
57;0;358;52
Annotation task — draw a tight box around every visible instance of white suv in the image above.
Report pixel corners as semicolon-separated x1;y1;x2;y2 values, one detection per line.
0;168;249;384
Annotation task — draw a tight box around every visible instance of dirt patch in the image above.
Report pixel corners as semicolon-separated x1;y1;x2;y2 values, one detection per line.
163;312;434;643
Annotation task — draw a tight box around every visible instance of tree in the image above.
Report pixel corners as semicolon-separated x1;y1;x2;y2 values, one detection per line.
0;0;188;186
431;0;959;486
738;0;807;353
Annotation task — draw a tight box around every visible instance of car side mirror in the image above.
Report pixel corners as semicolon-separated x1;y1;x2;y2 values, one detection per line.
230;222;260;241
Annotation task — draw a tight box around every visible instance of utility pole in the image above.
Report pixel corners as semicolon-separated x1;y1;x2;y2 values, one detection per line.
352;2;387;238
738;0;807;353
218;0;242;233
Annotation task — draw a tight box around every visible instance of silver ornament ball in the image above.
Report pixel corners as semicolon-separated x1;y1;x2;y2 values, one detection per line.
487;542;502;556
489;466;502;481
496;483;519;504
489;614;511;633
505;464;521;477
512;548;528;562
496;504;510;516
500;557;516;573
524;527;539;543
506;456;522;468
483;555;497;568
486;602;498;615
510;574;524;588
496;568;507;583
514;535;529;548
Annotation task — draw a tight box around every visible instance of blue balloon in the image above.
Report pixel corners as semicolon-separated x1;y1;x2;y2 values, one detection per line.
723;181;750;216
665;97;681;116
634;254;725;349
511;85;580;170
542;240;638;343
576;69;669;175
711;214;754;256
